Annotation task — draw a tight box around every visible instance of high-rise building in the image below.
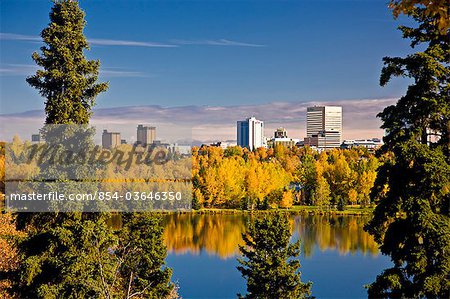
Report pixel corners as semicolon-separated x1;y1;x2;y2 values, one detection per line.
305;106;342;149
307;106;342;138
102;130;121;149
136;124;156;146
237;117;264;150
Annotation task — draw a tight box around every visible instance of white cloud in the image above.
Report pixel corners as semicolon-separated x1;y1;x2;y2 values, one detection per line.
171;39;266;47
1;32;265;48
0;64;39;76
100;68;148;78
0;33;40;42
0;32;176;48
0;64;146;78
0;99;396;143
88;38;177;48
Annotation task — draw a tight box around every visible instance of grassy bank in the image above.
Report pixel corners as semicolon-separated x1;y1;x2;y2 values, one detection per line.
175;205;375;216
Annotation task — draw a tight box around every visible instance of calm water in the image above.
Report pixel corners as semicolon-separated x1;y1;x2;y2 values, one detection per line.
162;213;392;299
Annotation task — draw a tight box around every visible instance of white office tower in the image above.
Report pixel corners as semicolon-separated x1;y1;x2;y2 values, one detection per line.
237;117;265;150
306;106;342;149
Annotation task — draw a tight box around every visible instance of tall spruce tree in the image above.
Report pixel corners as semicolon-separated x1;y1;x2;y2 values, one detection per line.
14;1;111;297
7;1;175;298
237;213;312;299
364;4;450;298
27;0;108;124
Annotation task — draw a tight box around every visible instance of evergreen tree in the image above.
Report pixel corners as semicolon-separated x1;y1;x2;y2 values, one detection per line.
115;213;175;299
365;5;450;298
26;0;108;124
13;0;110;296
17;214;118;298
5;1;174;298
237;213;312;299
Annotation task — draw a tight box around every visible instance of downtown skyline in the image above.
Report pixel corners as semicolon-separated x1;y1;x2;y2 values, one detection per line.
0;98;392;145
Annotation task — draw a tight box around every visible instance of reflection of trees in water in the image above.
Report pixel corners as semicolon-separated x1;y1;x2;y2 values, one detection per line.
163;213;249;259
163;214;379;259
294;215;379;257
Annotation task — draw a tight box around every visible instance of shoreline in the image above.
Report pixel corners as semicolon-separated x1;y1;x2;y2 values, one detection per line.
169;205;375;216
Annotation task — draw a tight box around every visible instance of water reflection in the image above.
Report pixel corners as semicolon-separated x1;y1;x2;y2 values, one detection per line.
162;213;379;259
294;214;379;257
163;213;249;258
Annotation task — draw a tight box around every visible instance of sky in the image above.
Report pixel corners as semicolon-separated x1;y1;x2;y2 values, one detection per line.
0;0;414;141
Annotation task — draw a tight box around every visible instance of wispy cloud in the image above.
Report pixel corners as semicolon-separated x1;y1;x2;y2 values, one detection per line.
0;32;41;42
1;32;265;48
88;38;177;48
0;32;177;48
0;64;38;76
0;64;146;78
100;68;148;78
172;39;266;47
0;99;395;143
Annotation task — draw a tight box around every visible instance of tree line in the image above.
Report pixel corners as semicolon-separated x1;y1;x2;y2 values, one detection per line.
192;145;380;210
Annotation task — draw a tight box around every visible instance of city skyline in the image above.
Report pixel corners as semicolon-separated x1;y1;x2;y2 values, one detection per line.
0;98;391;144
0;1;410;143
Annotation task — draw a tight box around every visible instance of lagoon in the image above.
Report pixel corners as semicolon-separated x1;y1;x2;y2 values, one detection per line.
163;213;391;299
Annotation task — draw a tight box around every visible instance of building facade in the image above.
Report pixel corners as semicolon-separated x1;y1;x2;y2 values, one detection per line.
210;141;237;149
168;143;191;155
274;127;288;138
340;138;383;152
305;106;342;149
102;130;121;149
267;128;299;148
237;117;264;150
304;130;341;149
136;124;156;146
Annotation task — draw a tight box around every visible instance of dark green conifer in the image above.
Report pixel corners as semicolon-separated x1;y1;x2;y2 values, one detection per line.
27;0;108;124
8;2;175;298
237;213;312;299
365;6;450;298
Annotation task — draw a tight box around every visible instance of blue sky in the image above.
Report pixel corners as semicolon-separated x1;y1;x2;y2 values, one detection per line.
0;0;413;115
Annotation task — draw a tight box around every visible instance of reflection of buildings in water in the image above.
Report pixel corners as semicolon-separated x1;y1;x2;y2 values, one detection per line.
162;214;380;259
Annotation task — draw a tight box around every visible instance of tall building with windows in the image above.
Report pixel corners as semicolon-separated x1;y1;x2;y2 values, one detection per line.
136;124;156;146
102;130;121;149
305;106;342;149
307;106;342;138
237;117;264;150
